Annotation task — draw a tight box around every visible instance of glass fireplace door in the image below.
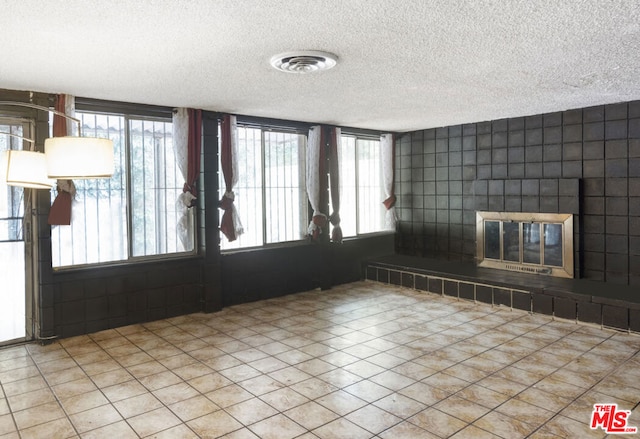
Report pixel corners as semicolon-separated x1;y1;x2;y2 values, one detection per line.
476;211;574;278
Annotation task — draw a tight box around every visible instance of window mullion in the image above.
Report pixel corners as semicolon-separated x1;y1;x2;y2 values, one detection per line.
163;124;170;254
154;128;161;254
142;121;148;256
81;114;93;264
281;132;286;242
261;130;267;245
281;132;288;242
298;134;306;240
355;138;360;235
125;116;134;260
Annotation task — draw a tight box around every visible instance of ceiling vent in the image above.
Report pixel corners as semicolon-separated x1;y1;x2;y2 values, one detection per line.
270;51;338;74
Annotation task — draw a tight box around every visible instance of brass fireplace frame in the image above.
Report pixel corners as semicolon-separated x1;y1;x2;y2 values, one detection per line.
476;211;574;278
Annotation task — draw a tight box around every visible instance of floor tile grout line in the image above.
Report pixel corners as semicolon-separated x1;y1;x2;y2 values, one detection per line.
240;292;540;436
38;329;212;438
285;288;635;438
124;313;365;438
25;343;86;438
218;290;462;436
196;288;632;436
523;342;640;439
0;364;24;439
2;281;639;438
50;338;145;437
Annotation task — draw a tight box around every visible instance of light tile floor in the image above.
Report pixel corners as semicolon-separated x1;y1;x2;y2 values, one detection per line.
1;281;639;438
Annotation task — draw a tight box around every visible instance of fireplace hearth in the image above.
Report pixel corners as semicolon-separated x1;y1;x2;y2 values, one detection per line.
476;211;574;278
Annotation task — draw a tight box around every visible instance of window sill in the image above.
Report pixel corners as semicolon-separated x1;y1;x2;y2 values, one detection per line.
51;251;200;273
220;230;395;255
220;239;310;255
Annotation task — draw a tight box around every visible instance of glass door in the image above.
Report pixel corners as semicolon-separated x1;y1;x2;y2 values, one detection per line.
0;119;30;344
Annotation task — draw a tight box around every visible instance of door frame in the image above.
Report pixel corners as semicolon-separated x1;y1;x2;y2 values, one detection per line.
0;117;38;345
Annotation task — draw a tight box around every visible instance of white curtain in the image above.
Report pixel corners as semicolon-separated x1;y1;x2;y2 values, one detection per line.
172;108;194;251
64;94;75;135
329;127;342;243
228;115;243;238
306;125;325;237
381;133;397;230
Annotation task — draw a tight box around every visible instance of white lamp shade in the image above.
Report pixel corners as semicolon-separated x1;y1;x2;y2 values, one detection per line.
45;136;114;179
2;150;55;189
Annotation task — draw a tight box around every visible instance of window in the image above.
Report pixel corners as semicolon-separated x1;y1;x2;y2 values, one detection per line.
338;135;385;237
220;125;307;250
52;109;193;267
0;121;25;243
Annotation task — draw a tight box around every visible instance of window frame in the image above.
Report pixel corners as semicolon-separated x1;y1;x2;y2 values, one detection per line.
338;132;387;238
51;100;198;270
0;117;30;244
219;120;309;252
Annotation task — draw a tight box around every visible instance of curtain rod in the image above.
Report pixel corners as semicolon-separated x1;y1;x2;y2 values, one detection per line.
72;101;397;137
218;112;396;137
75;97;174;118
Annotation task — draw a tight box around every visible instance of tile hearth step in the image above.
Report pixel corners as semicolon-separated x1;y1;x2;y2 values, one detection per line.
365;255;640;333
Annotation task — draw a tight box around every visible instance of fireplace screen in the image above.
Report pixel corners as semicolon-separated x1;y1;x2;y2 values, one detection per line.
476;212;574;278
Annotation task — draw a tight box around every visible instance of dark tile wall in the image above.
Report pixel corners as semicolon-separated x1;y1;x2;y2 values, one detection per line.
395;100;640;286
50;260;204;338
221;234;395;306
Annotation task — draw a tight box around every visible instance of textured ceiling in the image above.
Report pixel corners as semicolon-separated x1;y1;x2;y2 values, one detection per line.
1;1;639;132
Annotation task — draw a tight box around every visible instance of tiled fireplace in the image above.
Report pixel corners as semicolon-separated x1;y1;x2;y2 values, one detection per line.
395;100;640;286
376;99;640;332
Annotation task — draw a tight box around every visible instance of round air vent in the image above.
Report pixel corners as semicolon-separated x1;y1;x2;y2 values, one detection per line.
270;51;338;74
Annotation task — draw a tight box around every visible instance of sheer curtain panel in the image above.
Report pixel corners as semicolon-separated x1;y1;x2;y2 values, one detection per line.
172;108;201;251
381;133;396;230
328;127;342;243
219;114;244;242
306;125;328;241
